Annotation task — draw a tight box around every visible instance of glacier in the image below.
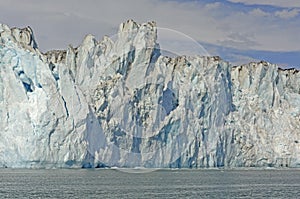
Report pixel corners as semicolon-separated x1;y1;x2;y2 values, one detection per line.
0;20;299;168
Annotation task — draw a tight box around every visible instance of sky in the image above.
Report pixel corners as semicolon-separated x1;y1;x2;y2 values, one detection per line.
0;0;299;68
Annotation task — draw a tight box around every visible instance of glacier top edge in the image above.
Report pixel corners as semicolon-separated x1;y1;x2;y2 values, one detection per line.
0;20;298;71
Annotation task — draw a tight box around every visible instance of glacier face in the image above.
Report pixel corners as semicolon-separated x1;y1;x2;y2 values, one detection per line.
0;20;299;168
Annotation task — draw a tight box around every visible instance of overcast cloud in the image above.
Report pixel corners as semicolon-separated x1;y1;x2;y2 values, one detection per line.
0;0;299;67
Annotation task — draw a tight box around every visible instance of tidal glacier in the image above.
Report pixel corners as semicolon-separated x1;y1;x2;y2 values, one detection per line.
0;20;299;168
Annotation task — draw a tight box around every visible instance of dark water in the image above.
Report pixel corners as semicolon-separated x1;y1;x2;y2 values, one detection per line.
0;168;299;198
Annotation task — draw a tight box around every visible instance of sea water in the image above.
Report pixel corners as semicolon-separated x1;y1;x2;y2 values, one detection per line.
0;168;299;198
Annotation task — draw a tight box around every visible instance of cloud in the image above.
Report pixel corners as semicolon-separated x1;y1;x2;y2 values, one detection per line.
218;32;258;49
249;8;271;17
227;0;300;8
248;8;299;19
0;0;299;54
0;0;224;51
204;2;222;10
275;9;300;19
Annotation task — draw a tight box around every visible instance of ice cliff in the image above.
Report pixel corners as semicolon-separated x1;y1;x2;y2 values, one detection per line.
0;20;299;168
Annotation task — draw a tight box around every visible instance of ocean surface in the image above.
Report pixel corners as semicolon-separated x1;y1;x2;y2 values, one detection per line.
0;168;299;198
